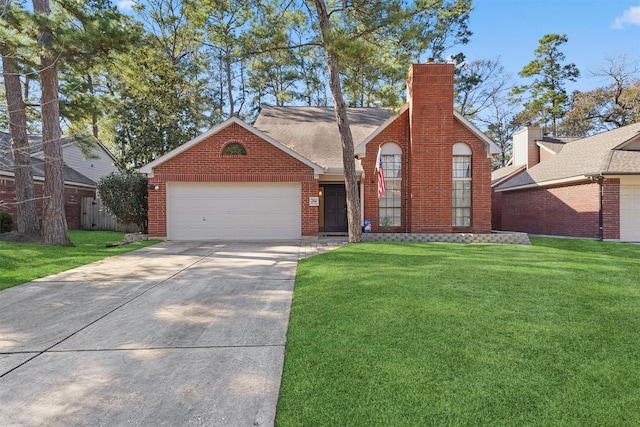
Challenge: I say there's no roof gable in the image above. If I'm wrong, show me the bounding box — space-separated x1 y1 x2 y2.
352 105 500 158
138 116 324 177
454 111 501 157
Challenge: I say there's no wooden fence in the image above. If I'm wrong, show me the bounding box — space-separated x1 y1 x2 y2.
80 197 139 232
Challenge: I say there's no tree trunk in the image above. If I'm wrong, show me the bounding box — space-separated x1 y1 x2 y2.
33 0 72 246
225 48 234 117
87 73 99 139
314 0 362 243
1 0 41 235
1 55 41 235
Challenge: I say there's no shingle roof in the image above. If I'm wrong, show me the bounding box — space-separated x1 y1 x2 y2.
498 122 640 190
537 136 580 155
253 106 390 170
0 131 95 186
537 140 566 154
491 164 525 186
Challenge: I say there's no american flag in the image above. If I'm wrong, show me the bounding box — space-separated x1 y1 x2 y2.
376 147 386 199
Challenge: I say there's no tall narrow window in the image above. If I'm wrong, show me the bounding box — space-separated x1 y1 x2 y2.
452 143 472 227
379 143 402 227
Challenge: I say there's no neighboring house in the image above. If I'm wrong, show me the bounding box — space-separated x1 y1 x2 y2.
31 135 118 184
0 131 117 230
492 123 640 242
139 62 500 241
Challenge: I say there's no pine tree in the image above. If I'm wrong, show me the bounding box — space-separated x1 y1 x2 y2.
512 34 580 136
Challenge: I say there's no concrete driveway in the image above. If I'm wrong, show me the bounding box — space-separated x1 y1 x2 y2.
0 241 302 427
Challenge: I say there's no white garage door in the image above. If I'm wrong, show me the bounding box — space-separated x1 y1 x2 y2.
620 185 640 242
167 182 301 240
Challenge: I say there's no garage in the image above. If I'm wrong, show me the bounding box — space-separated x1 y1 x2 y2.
167 182 301 240
620 183 640 242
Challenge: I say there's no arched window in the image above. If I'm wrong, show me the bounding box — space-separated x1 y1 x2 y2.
222 143 247 156
379 143 402 227
452 143 472 227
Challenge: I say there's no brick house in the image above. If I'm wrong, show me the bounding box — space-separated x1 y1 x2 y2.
139 62 500 240
492 123 640 242
0 131 116 230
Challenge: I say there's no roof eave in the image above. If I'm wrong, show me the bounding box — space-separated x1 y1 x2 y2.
495 175 591 192
0 170 96 188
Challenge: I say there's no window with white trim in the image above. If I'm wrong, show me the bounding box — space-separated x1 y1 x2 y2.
379 143 402 227
452 143 472 227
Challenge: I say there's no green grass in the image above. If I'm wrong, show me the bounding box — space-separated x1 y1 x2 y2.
0 230 159 290
277 238 640 426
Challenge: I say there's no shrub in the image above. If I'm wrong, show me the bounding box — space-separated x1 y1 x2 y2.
0 211 13 233
97 172 148 233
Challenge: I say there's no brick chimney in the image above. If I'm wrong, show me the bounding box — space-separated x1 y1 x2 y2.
406 61 455 232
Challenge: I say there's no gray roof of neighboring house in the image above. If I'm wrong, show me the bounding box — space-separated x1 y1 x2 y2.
253 106 390 170
537 136 580 155
497 122 640 191
491 164 525 186
537 141 565 154
0 131 96 187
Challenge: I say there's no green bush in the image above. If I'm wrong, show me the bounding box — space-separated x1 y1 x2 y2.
0 211 13 233
97 173 148 233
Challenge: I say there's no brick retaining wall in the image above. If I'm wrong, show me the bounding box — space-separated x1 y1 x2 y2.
362 232 530 245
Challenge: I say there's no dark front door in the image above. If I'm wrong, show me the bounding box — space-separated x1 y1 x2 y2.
323 184 348 232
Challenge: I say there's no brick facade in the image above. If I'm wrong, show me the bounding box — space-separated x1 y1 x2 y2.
499 180 620 239
0 177 95 230
360 63 492 234
144 63 495 240
147 123 318 239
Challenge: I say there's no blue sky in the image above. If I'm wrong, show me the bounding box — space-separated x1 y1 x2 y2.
455 0 640 93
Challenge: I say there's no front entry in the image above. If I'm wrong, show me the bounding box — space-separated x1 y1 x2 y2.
320 184 348 233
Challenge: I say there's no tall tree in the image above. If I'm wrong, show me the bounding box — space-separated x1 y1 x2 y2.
560 55 640 136
55 0 140 141
248 45 300 107
1 0 40 235
512 34 580 136
455 57 510 119
291 29 327 107
114 0 218 169
312 0 362 242
195 0 253 118
479 93 519 169
33 0 71 245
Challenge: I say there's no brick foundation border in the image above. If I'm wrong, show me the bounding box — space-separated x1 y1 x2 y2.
362 232 531 245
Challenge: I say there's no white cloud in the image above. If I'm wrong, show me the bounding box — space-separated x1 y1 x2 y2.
612 5 640 29
117 1 136 12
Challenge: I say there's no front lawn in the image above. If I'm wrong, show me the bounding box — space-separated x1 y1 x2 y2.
0 231 158 290
277 238 640 426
